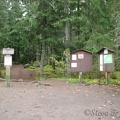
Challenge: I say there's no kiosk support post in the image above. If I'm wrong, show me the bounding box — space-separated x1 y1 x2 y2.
6 66 10 87
105 72 109 84
79 72 82 83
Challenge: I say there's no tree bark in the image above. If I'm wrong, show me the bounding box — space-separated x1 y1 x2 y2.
77 0 80 40
64 1 71 78
47 45 51 65
115 12 120 58
40 41 45 79
36 44 40 61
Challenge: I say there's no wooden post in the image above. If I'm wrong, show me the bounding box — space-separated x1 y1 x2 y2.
6 66 10 87
105 72 109 84
79 72 82 83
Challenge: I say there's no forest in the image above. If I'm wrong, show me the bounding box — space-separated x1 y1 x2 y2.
0 0 120 81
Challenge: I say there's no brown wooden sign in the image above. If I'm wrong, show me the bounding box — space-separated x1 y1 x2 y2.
70 50 93 72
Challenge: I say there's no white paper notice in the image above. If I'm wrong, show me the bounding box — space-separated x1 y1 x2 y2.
4 55 12 66
100 54 103 65
72 54 77 60
71 63 77 67
78 54 84 59
104 49 108 54
100 65 103 71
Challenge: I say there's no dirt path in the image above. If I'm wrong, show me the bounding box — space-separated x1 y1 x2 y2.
10 65 36 81
0 65 120 120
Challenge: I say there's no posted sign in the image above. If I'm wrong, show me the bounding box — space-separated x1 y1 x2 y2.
3 48 14 55
70 50 93 72
97 47 114 72
78 54 84 59
104 54 112 63
4 55 12 67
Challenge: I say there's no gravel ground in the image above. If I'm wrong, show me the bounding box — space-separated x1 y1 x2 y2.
0 80 120 120
1 65 120 120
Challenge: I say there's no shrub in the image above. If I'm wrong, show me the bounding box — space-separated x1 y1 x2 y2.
29 66 36 69
71 72 79 78
44 65 57 78
115 58 120 71
0 67 5 78
24 63 30 68
33 60 40 67
44 65 54 72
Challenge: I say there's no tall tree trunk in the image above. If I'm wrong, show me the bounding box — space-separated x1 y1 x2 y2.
0 49 2 67
64 48 70 78
77 0 80 40
40 16 47 79
114 0 120 71
65 21 71 41
47 45 51 65
36 43 40 61
115 12 120 58
15 47 20 63
40 41 45 79
64 1 71 78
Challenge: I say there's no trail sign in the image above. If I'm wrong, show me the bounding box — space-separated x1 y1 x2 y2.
70 49 93 83
97 47 114 72
97 47 114 84
2 48 14 87
3 48 14 55
70 50 93 72
104 54 112 64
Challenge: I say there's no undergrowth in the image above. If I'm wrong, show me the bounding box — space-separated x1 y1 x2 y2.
22 64 120 85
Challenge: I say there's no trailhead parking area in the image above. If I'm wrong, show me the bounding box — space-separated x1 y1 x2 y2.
0 80 120 120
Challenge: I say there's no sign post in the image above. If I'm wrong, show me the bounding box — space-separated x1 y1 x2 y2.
6 66 10 87
104 54 112 84
79 72 82 83
2 48 14 87
105 72 110 84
